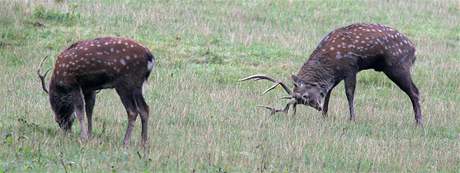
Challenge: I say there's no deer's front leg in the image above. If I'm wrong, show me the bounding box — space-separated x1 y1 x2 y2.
344 74 357 121
322 89 333 117
83 91 96 138
72 89 89 140
322 82 339 117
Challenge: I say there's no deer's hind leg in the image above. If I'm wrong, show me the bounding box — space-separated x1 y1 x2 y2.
133 87 149 147
116 87 138 146
383 66 422 126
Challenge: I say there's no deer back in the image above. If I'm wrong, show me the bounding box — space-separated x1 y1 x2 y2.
298 23 416 80
51 37 154 90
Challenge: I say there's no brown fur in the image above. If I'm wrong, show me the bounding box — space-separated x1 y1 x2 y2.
44 37 155 146
294 23 422 125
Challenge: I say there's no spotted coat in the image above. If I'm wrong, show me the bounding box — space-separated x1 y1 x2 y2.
293 23 422 125
52 37 154 89
46 37 155 146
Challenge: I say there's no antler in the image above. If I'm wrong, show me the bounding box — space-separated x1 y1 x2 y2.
239 74 292 95
258 100 297 115
37 56 51 94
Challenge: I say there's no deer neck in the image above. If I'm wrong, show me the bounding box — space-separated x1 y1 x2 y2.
296 59 341 92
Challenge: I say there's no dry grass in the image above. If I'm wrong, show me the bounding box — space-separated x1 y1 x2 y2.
0 0 459 172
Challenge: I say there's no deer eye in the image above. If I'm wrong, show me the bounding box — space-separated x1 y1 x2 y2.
302 95 308 100
320 92 325 97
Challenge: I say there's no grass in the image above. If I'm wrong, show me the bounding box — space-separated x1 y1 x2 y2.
0 0 459 172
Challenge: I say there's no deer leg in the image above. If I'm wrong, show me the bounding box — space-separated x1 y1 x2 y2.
384 68 423 127
322 90 333 118
344 75 357 121
116 88 138 146
72 89 89 140
83 91 96 138
292 103 297 116
133 87 149 147
322 82 339 117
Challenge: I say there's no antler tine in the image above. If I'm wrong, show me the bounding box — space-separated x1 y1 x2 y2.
240 74 292 95
280 96 293 99
257 105 287 115
37 56 50 94
257 100 298 116
239 74 277 82
262 83 280 94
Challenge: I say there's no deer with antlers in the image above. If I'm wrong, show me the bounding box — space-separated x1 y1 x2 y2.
38 37 155 146
241 23 423 126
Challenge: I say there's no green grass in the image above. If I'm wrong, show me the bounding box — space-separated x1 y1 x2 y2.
0 0 459 172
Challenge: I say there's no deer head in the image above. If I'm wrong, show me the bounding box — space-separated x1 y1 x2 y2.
291 74 327 111
37 56 75 131
240 74 329 115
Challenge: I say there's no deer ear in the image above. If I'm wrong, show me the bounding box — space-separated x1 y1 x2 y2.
291 74 300 83
291 74 303 86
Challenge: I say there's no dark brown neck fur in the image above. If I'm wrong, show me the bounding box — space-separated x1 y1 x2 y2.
297 55 343 91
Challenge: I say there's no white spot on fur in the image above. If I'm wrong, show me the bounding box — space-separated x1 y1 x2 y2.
120 59 126 65
335 51 342 59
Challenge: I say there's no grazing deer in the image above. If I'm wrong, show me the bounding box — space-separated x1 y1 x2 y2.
37 37 155 146
241 23 422 126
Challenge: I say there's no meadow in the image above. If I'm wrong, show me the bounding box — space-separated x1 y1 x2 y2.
0 0 459 172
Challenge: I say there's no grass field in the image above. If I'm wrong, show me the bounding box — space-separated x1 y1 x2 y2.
0 0 459 172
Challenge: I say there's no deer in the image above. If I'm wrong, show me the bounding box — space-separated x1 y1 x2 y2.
37 37 155 146
241 23 423 126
